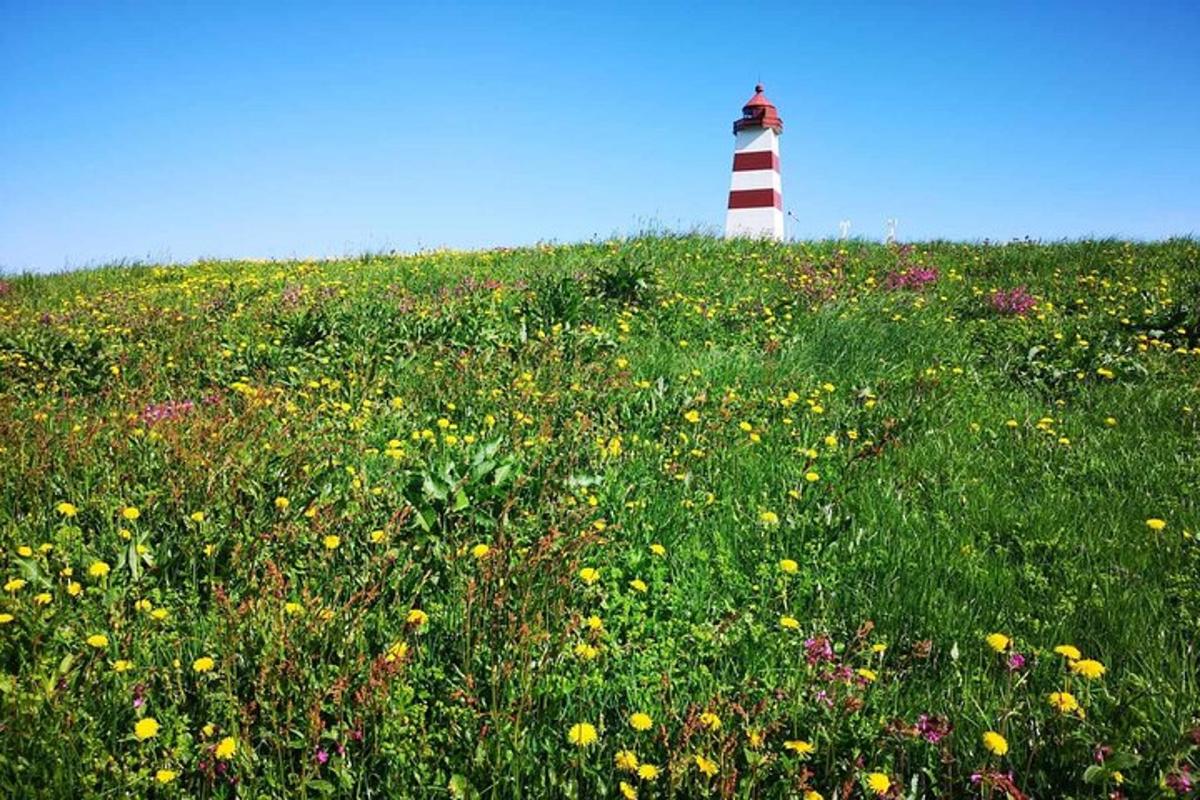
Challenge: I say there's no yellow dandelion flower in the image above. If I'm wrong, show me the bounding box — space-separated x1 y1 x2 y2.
857 668 878 683
471 543 490 559
406 609 428 626
134 717 160 741
274 496 290 511
88 561 110 578
985 633 1010 652
866 772 891 795
1070 659 1106 679
780 615 800 630
56 502 78 517
694 754 718 777
1048 691 1079 713
637 763 660 780
67 581 82 596
121 506 140 521
114 659 132 673
615 749 639 771
650 543 666 556
804 792 825 800
86 633 108 648
567 722 598 747
1146 518 1166 531
33 592 51 606
629 578 648 593
982 730 1008 756
804 471 820 483
322 535 340 551
579 567 599 585
155 769 178 784
779 558 799 574
619 781 637 800
784 739 815 756
683 410 701 424
1053 644 1082 660
759 510 779 525
0 613 13 624
193 656 215 673
215 736 236 759
699 712 721 731
629 712 652 731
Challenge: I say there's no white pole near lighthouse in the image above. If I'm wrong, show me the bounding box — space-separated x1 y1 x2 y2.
724 84 784 241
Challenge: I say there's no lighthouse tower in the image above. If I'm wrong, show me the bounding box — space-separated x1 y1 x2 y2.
724 84 784 240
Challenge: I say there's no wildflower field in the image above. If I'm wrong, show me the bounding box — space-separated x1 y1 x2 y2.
1 236 1198 798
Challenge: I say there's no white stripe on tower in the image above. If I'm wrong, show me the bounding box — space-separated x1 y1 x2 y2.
724 84 784 241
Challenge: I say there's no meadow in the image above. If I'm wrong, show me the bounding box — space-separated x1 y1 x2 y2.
0 236 1197 798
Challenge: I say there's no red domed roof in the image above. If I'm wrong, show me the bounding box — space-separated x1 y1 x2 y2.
733 84 783 134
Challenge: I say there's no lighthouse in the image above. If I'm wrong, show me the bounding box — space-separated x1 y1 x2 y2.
724 84 784 240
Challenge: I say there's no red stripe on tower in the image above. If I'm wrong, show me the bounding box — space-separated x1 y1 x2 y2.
728 189 783 209
732 151 780 172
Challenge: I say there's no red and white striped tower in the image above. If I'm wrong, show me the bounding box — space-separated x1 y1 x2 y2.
724 84 784 240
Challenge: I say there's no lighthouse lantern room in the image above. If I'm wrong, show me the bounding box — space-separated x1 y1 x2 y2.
724 84 784 240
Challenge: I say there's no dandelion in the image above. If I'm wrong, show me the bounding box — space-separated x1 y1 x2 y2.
369 529 386 543
683 410 701 424
284 601 304 616
985 633 1010 652
650 543 666 556
114 659 132 673
135 717 160 741
779 558 798 574
759 510 779 526
155 769 179 784
578 567 599 585
872 642 887 654
88 561 111 579
780 615 800 630
615 750 638 771
406 609 429 626
805 792 825 800
193 656 215 673
1054 644 1082 660
805 471 820 483
1048 691 1080 713
637 763 660 780
86 633 108 648
866 772 891 795
322 535 340 551
629 578 648 593
573 642 600 660
0 613 13 624
694 754 718 777
567 722 597 747
857 668 878 683
699 712 721 731
215 736 237 759
629 712 652 731
33 592 51 606
56 502 78 517
784 739 815 756
982 730 1008 756
274 496 290 511
1146 518 1166 532
1070 659 1106 679
189 511 205 522
122 506 140 521
619 782 637 799
67 581 82 596
470 543 490 559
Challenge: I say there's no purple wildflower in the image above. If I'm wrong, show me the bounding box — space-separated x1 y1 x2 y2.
140 399 195 427
1007 652 1026 671
989 286 1037 317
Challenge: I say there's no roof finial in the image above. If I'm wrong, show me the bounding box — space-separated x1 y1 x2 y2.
755 83 764 93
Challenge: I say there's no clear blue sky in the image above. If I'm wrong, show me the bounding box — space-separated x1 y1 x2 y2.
2 1 1198 272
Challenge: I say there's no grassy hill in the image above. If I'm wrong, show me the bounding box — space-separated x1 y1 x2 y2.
1 236 1198 798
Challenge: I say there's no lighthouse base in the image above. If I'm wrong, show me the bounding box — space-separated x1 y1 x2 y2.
724 207 784 240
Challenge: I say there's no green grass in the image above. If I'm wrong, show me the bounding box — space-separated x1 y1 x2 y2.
0 236 1197 798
